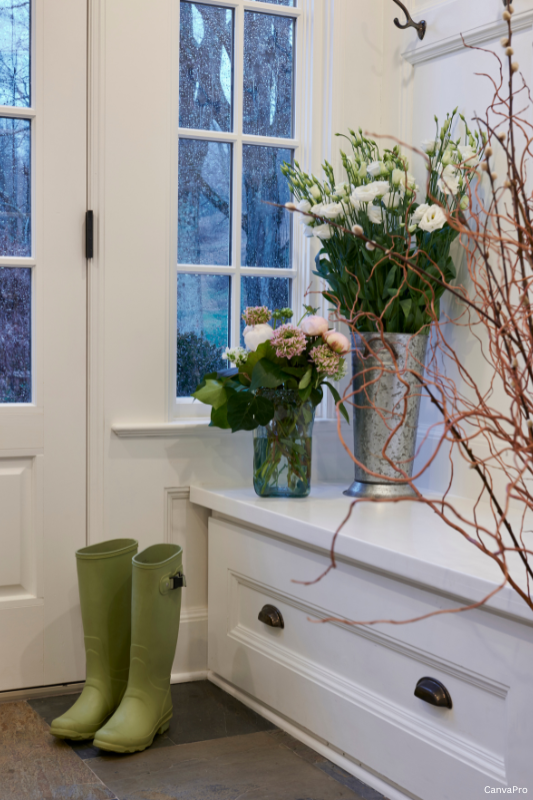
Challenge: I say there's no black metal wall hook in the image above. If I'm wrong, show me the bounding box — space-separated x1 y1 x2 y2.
392 0 427 40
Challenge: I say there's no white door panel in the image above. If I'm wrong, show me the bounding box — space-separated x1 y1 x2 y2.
0 0 87 691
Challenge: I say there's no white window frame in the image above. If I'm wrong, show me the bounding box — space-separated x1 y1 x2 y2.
170 0 319 419
0 0 41 416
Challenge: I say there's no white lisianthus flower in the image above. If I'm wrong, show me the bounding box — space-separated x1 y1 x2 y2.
392 169 417 192
441 146 457 166
302 226 315 238
296 198 313 225
310 203 324 217
367 204 384 225
243 324 274 352
314 223 334 240
458 145 480 167
320 202 344 220
334 182 349 196
382 192 401 209
367 161 386 177
418 205 447 233
309 184 322 200
410 203 429 227
421 139 439 155
351 181 389 204
438 164 460 195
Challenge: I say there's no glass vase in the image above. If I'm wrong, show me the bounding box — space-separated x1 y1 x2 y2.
253 392 315 498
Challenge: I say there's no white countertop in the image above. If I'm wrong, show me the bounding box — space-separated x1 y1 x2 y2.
190 483 533 625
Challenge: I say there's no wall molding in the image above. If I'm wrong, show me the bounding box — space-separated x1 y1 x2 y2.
402 10 533 66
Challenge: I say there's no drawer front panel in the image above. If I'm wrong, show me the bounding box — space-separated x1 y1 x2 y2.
208 516 533 799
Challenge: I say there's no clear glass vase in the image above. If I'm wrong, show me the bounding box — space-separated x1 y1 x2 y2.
253 391 315 498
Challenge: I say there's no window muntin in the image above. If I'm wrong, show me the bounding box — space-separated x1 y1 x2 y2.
0 0 32 405
176 0 299 400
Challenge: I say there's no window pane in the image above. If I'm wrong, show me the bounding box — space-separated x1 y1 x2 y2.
178 137 231 266
0 267 31 403
0 117 30 257
240 275 290 342
0 0 30 108
250 0 295 5
180 2 233 133
243 12 294 138
242 144 291 269
177 272 230 397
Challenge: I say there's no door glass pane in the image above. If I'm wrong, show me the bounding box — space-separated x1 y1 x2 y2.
180 2 234 133
177 272 230 397
243 11 294 138
0 267 31 403
241 275 290 342
0 117 31 257
0 0 31 108
178 137 232 266
242 144 292 268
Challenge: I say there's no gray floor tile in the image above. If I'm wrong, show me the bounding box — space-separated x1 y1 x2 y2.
88 730 368 800
166 681 276 745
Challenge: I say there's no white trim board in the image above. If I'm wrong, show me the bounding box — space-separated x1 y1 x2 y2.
402 10 533 66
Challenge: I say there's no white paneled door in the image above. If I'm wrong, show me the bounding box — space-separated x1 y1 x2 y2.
0 0 87 691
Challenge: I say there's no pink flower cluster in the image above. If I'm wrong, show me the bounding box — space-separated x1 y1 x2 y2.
270 324 307 359
309 344 344 377
242 306 271 326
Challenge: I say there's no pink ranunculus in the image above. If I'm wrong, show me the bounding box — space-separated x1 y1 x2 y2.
300 315 329 337
323 330 351 355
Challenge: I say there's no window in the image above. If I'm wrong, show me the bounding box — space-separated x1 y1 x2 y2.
0 0 32 404
176 0 301 399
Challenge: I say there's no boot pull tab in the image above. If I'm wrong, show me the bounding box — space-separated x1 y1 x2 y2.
160 572 186 594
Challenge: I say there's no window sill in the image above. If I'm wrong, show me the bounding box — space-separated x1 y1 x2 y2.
111 418 348 439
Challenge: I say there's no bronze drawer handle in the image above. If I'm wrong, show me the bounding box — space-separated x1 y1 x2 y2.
258 604 284 629
414 677 452 709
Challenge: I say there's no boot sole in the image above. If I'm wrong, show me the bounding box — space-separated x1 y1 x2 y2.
50 727 99 741
93 711 173 753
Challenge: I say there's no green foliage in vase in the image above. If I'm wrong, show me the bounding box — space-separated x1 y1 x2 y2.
282 110 486 333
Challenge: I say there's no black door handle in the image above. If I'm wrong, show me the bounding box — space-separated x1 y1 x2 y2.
258 604 284 629
414 677 452 709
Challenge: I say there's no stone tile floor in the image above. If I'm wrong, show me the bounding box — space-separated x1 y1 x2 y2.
0 681 389 800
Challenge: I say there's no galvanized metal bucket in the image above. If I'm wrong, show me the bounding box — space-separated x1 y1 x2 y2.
344 331 429 499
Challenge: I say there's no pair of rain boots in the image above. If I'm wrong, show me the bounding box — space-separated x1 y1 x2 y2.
50 539 185 753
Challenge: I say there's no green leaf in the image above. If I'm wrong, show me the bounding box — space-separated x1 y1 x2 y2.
192 379 227 409
210 403 230 429
299 367 313 390
324 381 350 424
226 393 275 432
400 298 412 319
250 359 286 391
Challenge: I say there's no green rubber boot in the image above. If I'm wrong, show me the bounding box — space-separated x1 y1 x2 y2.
50 539 138 740
93 544 184 753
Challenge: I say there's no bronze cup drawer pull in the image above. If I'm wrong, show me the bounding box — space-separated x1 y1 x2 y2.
258 604 284 629
414 677 452 709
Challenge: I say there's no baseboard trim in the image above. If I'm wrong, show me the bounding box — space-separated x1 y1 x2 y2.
207 671 417 800
171 670 208 684
0 681 85 704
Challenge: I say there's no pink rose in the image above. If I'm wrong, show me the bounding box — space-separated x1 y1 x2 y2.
300 315 329 337
323 330 351 355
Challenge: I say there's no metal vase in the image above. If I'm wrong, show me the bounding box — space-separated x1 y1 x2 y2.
344 332 429 499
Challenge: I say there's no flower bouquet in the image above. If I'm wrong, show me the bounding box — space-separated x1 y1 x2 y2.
282 111 485 497
281 109 485 332
193 306 350 497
